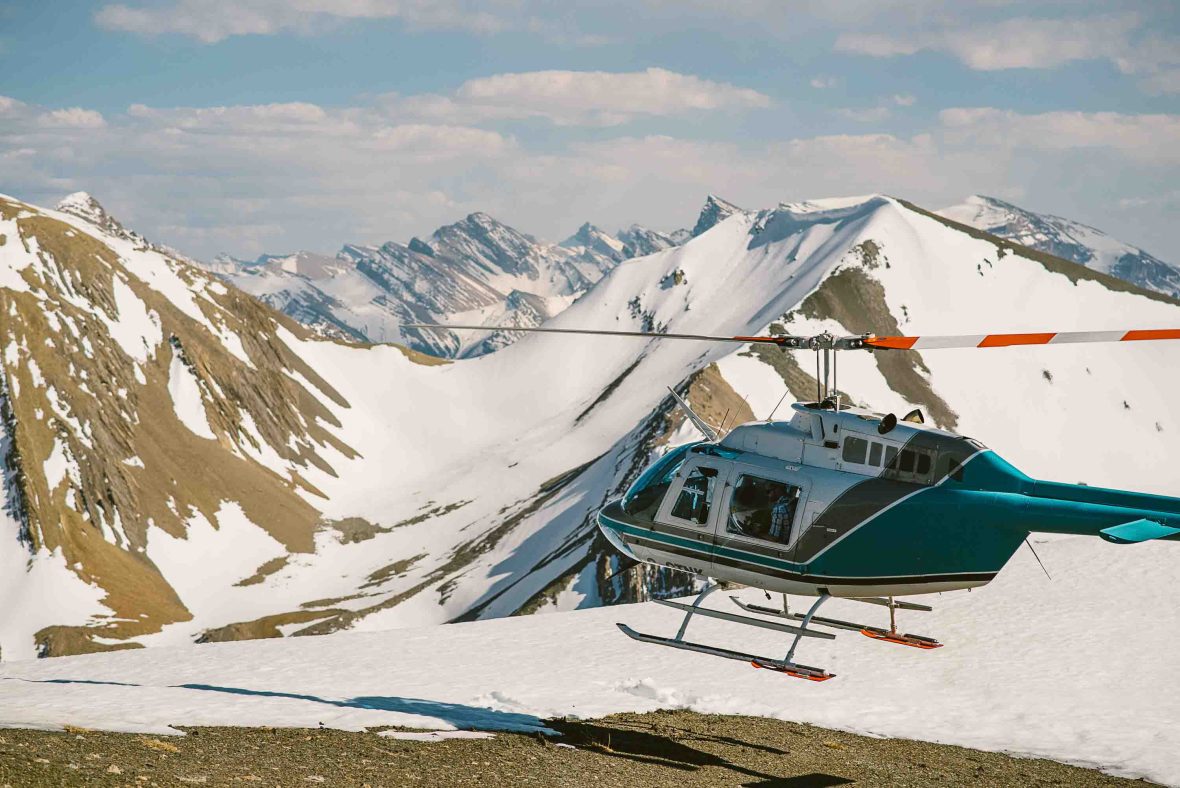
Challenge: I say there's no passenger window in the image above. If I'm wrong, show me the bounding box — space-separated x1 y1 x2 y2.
884 445 898 467
868 442 883 467
670 467 716 525
899 449 916 473
916 453 932 475
727 475 802 544
942 456 964 481
842 436 868 464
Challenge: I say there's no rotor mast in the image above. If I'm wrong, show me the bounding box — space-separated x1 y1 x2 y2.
803 332 872 412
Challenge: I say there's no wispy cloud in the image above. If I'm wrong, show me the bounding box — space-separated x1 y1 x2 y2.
939 107 1180 162
94 0 527 43
836 106 891 123
836 14 1142 70
835 12 1180 94
386 68 773 127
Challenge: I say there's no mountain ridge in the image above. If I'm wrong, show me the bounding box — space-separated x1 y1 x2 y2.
4 189 1179 662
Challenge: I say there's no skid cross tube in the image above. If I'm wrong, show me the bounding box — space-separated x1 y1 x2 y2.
784 593 830 665
674 582 720 642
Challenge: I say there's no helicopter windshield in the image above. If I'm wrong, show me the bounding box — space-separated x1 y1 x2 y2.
621 442 700 519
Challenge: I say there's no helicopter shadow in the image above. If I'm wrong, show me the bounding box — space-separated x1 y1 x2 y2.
549 718 854 787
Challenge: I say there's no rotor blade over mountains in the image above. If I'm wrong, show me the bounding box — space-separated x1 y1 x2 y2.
402 324 807 345
865 329 1180 350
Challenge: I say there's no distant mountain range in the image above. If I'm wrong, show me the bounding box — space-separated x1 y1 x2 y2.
939 195 1180 299
191 193 1180 355
191 196 733 357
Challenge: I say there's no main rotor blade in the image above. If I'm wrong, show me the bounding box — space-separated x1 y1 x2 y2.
865 329 1180 350
402 323 803 345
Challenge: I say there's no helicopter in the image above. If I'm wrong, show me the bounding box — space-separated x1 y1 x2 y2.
407 322 1180 681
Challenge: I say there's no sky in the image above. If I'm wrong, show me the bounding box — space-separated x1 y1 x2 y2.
1 0 1178 261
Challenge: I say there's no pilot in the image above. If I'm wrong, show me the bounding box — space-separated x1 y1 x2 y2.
769 489 795 541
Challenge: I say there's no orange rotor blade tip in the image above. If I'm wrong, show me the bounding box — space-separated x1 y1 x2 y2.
865 336 918 350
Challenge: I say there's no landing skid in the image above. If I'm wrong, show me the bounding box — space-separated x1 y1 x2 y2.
732 596 943 650
616 582 836 681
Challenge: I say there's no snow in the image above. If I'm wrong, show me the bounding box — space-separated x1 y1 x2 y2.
0 215 33 294
0 402 109 660
104 275 163 364
139 503 288 648
42 439 70 491
0 535 1176 783
167 350 216 440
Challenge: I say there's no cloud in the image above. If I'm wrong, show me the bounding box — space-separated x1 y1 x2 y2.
939 107 1180 162
836 107 890 123
4 90 1180 263
809 76 839 89
832 10 1180 96
389 68 773 127
95 0 523 43
836 14 1144 70
892 93 916 107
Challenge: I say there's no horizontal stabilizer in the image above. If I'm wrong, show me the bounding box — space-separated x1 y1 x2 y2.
1099 519 1180 545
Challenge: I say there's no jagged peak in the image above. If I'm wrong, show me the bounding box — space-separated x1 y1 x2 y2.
560 222 625 257
691 194 746 237
53 190 155 248
57 191 119 228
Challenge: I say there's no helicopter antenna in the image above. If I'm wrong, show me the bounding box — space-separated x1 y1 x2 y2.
717 408 732 436
1023 536 1052 580
666 386 719 441
766 389 790 421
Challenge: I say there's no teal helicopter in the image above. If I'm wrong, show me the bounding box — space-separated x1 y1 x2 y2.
409 322 1180 681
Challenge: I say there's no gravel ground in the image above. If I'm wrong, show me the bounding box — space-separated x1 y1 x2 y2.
0 710 1149 787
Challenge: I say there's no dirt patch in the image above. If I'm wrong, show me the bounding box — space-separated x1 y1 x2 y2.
799 267 958 429
0 710 1141 787
197 609 343 643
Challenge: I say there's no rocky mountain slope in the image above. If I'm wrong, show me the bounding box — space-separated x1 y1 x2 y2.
940 194 1180 298
2 190 1179 663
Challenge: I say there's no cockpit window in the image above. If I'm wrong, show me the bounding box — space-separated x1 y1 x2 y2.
622 443 697 518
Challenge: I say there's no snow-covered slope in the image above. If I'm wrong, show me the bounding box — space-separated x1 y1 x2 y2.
940 194 1180 298
1 542 1177 785
3 190 1179 676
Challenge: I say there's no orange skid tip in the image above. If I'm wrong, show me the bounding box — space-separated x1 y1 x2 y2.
751 660 836 681
860 628 943 649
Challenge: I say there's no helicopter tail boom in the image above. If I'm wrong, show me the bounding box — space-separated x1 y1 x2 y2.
1012 482 1180 543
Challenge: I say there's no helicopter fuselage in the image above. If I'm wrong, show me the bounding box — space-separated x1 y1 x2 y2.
597 402 1180 598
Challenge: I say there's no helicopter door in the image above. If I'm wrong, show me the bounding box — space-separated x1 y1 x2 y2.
711 465 811 584
651 458 727 575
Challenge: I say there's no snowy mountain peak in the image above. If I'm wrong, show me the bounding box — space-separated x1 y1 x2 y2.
615 224 679 258
55 191 144 245
561 222 627 263
939 195 1180 298
692 194 745 237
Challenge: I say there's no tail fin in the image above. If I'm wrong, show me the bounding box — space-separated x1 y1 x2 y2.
1099 519 1180 544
